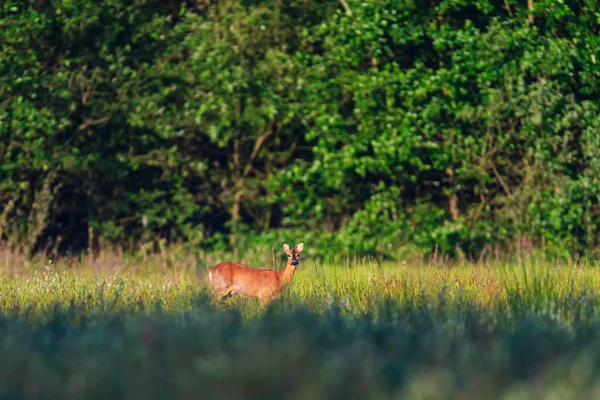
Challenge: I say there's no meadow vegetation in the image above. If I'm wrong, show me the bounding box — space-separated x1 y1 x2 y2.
3 1 600 398
0 246 599 399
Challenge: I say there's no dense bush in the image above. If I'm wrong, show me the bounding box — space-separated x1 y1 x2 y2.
1 0 600 257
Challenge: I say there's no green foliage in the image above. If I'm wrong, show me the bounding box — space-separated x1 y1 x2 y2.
277 0 600 257
2 0 600 258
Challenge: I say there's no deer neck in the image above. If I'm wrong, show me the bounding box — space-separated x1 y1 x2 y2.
278 262 297 287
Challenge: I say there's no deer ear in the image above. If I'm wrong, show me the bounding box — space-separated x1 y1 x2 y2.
296 242 304 253
282 242 291 253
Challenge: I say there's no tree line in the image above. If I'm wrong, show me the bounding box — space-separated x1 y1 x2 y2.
1 0 600 258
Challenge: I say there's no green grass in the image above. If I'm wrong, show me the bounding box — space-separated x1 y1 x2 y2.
0 247 599 399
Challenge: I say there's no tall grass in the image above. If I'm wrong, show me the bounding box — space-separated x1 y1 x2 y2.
0 246 599 398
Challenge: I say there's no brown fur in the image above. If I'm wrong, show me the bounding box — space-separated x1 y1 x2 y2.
208 242 304 305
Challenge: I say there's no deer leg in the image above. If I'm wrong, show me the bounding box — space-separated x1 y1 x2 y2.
212 288 233 304
260 295 275 306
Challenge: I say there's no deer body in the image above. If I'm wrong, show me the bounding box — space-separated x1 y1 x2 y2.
208 242 304 304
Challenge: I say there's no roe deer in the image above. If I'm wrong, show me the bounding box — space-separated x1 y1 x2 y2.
208 242 304 305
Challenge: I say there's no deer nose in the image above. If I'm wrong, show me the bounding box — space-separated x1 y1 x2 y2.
291 260 298 266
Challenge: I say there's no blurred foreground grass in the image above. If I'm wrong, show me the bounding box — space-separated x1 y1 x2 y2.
0 247 599 399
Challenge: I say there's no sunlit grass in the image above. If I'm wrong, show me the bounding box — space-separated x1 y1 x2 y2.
0 247 598 319
0 246 599 398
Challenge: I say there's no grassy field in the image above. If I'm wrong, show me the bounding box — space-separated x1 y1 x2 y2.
0 247 599 399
